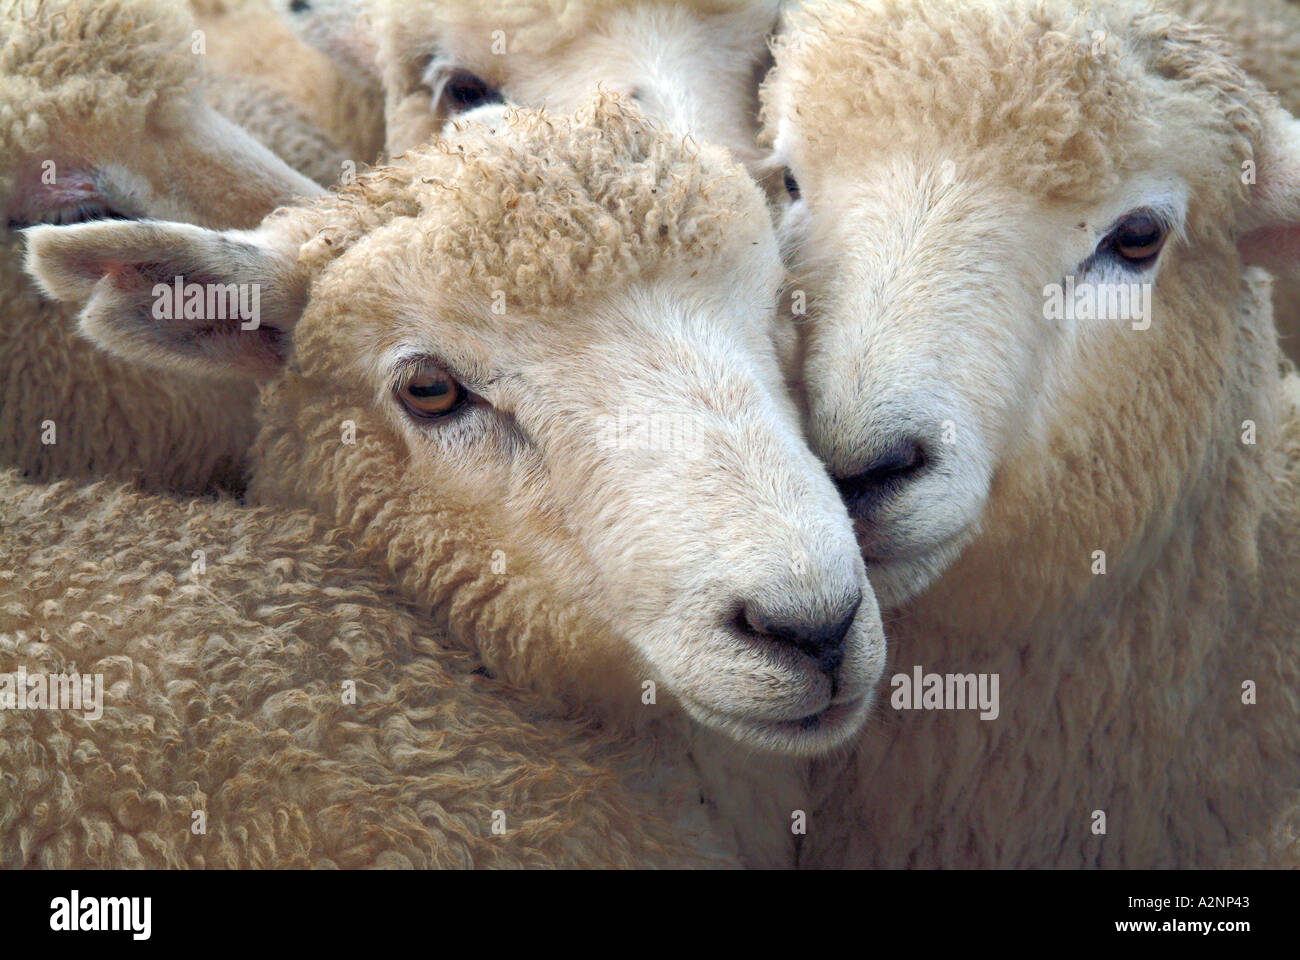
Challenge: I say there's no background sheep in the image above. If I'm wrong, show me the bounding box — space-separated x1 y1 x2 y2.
0 469 723 868
275 0 781 174
1 0 322 493
764 0 1300 867
25 97 885 868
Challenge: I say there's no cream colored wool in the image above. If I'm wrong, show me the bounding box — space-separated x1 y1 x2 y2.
764 0 1300 867
0 469 724 869
190 0 386 165
0 0 321 493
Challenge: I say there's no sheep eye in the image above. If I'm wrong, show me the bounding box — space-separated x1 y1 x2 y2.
783 169 801 200
396 367 466 420
443 71 502 113
1109 210 1168 265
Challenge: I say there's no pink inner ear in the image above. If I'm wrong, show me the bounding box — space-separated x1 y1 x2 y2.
1240 224 1300 274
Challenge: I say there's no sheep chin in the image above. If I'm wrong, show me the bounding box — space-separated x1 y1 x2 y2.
675 689 877 759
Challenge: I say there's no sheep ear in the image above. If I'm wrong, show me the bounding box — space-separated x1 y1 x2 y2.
1240 106 1300 272
23 220 309 381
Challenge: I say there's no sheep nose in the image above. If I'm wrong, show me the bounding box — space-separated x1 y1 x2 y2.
739 591 862 673
833 436 929 512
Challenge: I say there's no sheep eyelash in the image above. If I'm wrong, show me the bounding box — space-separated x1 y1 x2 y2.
389 355 442 394
1100 206 1177 243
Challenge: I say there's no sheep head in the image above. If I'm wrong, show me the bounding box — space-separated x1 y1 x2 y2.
0 0 322 233
25 96 887 757
764 0 1300 617
285 0 779 169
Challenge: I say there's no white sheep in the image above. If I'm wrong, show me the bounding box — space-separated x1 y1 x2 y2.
25 96 887 867
0 468 726 868
763 0 1300 867
273 0 782 172
1 0 323 493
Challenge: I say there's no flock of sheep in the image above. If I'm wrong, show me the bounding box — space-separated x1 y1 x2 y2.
1 0 1299 869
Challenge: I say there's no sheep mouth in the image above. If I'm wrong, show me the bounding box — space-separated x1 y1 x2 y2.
679 690 874 757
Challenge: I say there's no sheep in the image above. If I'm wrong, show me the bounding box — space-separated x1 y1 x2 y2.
191 0 386 167
1 0 324 493
0 468 726 868
25 95 888 867
763 0 1300 867
275 0 782 173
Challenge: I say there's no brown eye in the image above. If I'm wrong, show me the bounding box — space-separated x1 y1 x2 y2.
396 367 465 420
1112 211 1167 264
783 169 801 200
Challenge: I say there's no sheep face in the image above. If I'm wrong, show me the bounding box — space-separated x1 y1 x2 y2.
364 0 779 170
24 99 888 757
764 0 1300 611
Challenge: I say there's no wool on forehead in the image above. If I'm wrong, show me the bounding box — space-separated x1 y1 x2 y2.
765 0 1265 204
294 94 760 312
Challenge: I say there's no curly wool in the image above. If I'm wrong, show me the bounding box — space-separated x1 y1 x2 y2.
1163 0 1300 116
0 0 198 199
0 469 723 868
1 0 361 189
288 95 754 311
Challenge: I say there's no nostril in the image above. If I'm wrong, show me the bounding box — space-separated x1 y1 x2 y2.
834 437 928 505
738 592 861 673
